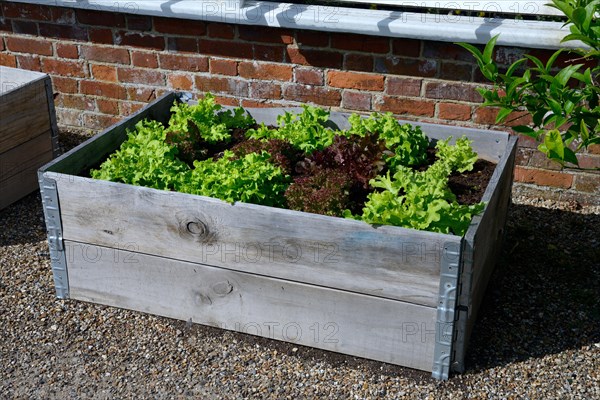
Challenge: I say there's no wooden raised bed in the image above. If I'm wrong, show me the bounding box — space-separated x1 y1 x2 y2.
1 66 58 210
39 92 517 379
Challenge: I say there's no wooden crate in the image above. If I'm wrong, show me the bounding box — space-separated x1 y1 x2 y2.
39 92 517 379
0 66 58 210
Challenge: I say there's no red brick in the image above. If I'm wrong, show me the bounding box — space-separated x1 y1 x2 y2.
514 166 573 189
56 43 78 59
167 74 194 91
42 59 86 77
159 54 208 72
166 37 198 53
425 82 482 103
96 98 120 115
475 107 532 126
327 71 384 91
118 68 165 85
0 53 17 67
199 39 253 59
2 2 50 21
344 53 373 72
81 80 127 99
89 28 113 44
286 47 342 69
91 64 118 82
12 20 38 36
375 96 435 117
56 94 95 111
127 15 152 31
210 59 238 76
588 144 600 155
120 102 145 116
295 67 323 86
117 31 165 50
16 55 41 71
207 23 234 39
39 23 88 41
238 62 292 81
515 147 534 166
331 33 389 53
283 85 341 107
422 41 475 62
131 51 158 68
296 31 329 47
249 81 282 99
195 76 249 97
214 96 239 107
438 103 471 121
342 91 371 111
127 87 158 102
254 44 285 62
6 37 52 56
238 26 294 44
76 9 125 27
242 99 288 108
528 150 563 171
0 17 12 33
386 77 421 97
391 39 421 58
574 173 600 193
81 46 129 64
374 56 437 78
51 76 78 94
440 62 473 81
83 112 121 130
50 8 76 25
55 108 81 127
154 17 206 36
494 47 528 66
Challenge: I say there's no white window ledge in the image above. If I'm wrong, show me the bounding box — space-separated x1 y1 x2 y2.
9 0 578 50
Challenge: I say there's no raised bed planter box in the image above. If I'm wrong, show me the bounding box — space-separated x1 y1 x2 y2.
1 66 58 210
39 92 517 379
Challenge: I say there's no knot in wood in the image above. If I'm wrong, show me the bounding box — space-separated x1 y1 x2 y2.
186 220 208 236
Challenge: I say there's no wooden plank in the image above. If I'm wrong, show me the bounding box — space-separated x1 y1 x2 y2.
0 130 53 182
0 65 48 89
452 135 518 371
65 240 438 372
45 92 178 175
46 172 455 307
0 77 50 153
0 148 53 209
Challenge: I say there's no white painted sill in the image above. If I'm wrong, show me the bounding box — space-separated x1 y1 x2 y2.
9 0 578 50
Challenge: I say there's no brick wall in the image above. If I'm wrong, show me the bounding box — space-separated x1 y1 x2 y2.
0 2 598 203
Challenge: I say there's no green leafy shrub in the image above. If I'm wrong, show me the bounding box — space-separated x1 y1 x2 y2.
91 98 487 236
91 120 189 191
246 105 336 153
180 150 289 207
285 169 353 216
457 0 599 167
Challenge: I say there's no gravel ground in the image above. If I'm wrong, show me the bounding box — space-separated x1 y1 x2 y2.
0 131 599 399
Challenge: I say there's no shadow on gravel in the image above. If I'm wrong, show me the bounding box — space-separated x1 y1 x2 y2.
0 192 47 247
465 203 600 372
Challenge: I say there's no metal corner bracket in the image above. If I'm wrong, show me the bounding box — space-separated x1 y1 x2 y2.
38 173 69 299
431 241 461 380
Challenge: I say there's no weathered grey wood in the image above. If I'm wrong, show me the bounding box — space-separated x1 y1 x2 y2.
452 135 518 372
0 66 56 209
44 92 179 175
0 132 53 209
0 75 50 153
47 171 457 307
65 240 438 372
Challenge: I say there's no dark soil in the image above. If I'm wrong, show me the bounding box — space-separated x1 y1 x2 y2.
448 159 497 205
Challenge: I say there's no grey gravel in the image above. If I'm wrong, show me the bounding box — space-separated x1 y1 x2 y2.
0 132 599 399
